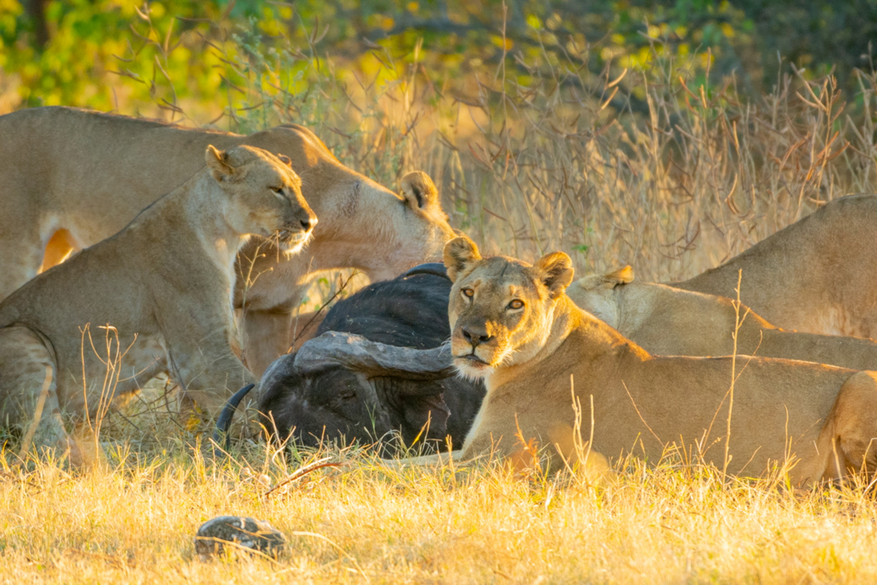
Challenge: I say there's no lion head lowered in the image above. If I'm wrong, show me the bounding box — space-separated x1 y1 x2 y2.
442 235 575 380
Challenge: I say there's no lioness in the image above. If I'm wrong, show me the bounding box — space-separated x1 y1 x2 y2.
0 145 316 463
0 107 456 375
430 235 877 485
674 194 877 337
568 266 877 370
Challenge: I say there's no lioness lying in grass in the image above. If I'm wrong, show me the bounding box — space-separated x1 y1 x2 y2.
567 266 877 370
400 235 877 486
0 145 316 464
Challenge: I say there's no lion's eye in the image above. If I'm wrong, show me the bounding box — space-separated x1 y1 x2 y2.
508 299 524 310
271 186 284 194
462 288 474 298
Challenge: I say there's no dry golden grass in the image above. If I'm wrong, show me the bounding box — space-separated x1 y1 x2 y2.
3 443 877 584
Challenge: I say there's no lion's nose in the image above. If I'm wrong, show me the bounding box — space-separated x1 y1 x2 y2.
462 327 493 347
300 216 317 231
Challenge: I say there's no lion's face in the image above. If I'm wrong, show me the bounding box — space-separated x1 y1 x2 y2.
317 169 458 282
264 126 457 280
443 235 574 380
206 145 318 254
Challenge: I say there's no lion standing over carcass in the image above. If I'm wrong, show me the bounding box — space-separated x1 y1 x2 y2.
0 145 316 465
0 107 457 375
674 194 877 338
385 235 877 486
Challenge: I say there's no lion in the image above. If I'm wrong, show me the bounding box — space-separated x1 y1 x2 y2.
0 145 316 464
0 106 456 376
673 194 877 338
567 266 877 370
397 235 877 486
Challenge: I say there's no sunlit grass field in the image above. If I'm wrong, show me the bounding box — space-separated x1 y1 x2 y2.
4 439 877 583
4 27 877 582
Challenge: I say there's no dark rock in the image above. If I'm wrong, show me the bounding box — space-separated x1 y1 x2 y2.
195 516 286 558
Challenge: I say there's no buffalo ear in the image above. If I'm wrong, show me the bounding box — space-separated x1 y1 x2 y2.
533 251 574 299
401 391 450 442
443 235 482 282
400 171 440 210
605 265 634 286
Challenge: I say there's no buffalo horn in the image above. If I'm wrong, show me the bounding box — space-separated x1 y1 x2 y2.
295 331 456 380
212 383 256 455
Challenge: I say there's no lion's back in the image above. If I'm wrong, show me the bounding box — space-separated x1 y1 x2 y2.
0 107 248 242
675 194 877 335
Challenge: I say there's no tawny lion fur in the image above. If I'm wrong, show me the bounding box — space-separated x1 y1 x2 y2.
427 235 877 486
0 145 316 464
568 266 877 370
675 194 877 338
0 107 456 376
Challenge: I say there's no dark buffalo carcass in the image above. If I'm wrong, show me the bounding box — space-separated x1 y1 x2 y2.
216 264 485 453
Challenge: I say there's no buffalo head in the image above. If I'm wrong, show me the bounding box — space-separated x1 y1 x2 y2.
214 265 485 455
258 332 470 453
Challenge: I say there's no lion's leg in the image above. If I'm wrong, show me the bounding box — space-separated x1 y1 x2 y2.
805 371 877 485
288 308 328 353
39 228 80 273
173 359 258 440
0 223 44 300
829 373 877 480
0 326 81 465
234 240 309 378
164 331 257 419
241 307 294 378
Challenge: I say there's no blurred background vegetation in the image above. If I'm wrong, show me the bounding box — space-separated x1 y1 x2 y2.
3 0 876 113
1 0 877 288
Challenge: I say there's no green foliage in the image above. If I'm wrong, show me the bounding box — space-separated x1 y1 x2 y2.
0 1 228 111
2 0 875 117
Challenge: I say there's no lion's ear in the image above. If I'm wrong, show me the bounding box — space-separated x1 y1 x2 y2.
400 171 439 210
606 265 634 285
443 235 481 282
205 145 236 183
534 251 574 299
574 265 634 292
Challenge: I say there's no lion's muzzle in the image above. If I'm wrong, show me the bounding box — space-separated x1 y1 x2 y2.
277 211 318 252
461 324 494 348
450 323 503 378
